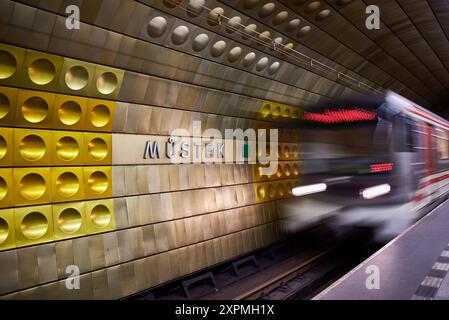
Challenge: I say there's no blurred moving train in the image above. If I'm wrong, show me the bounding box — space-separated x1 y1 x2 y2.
282 91 449 240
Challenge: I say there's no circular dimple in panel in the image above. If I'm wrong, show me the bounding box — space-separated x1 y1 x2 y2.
243 23 257 37
272 105 281 117
284 145 290 158
208 7 224 26
305 1 321 13
187 0 205 17
274 37 283 45
226 16 242 32
56 172 80 197
284 42 295 51
261 103 271 118
282 107 290 117
286 19 301 32
297 25 311 37
58 208 82 234
293 163 300 175
276 165 282 178
227 47 242 63
257 185 266 199
259 2 276 18
211 40 227 58
19 135 46 161
65 66 89 91
90 204 111 228
21 212 48 240
243 0 260 9
316 9 331 20
268 184 276 198
28 58 56 85
258 31 271 43
56 136 79 161
21 97 49 123
273 11 289 25
292 109 300 119
256 57 269 72
284 164 291 177
0 93 10 120
19 173 46 200
278 183 285 197
171 25 190 45
242 52 256 67
88 171 109 194
96 72 118 95
0 218 8 245
147 16 168 37
90 104 111 128
0 135 6 160
269 61 280 75
88 137 108 161
0 50 16 80
58 100 82 126
0 176 7 201
192 33 210 52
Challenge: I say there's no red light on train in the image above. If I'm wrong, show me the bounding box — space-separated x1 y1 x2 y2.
303 108 377 123
370 163 394 173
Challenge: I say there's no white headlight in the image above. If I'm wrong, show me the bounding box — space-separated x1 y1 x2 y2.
361 184 391 199
292 183 327 197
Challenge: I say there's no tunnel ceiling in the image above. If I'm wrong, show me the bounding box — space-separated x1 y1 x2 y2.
234 0 449 115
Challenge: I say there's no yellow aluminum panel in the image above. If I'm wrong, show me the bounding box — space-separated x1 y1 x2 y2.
13 128 51 166
0 168 13 208
14 204 54 248
51 167 84 202
52 94 87 131
90 65 124 100
85 98 116 132
52 201 87 241
13 167 51 206
84 199 115 235
0 86 18 127
20 49 63 92
83 132 112 165
0 127 13 167
83 166 112 199
51 130 83 166
15 89 56 129
0 43 26 87
0 209 15 251
58 58 96 96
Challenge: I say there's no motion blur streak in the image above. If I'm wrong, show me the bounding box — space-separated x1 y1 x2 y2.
361 184 391 199
292 183 327 197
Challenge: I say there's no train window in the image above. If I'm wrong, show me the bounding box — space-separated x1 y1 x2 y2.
436 129 449 160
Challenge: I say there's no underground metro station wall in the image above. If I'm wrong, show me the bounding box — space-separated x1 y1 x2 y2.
0 1 306 299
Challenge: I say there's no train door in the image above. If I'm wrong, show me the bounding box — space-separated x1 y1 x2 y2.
423 123 437 202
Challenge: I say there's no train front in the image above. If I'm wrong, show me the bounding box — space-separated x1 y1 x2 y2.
281 94 415 240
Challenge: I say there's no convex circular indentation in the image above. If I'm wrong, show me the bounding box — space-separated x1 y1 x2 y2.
305 1 322 13
0 176 7 201
21 212 48 240
211 40 227 57
0 135 7 160
65 66 89 91
316 9 331 20
243 0 261 9
58 100 82 126
56 136 79 161
256 57 269 71
208 7 224 26
226 16 242 32
28 58 56 85
88 137 108 161
88 171 109 194
259 2 276 18
0 50 16 80
19 173 46 200
257 185 266 199
58 208 82 234
228 47 242 63
96 72 118 95
0 218 8 245
90 104 111 128
19 134 46 161
192 33 210 51
273 11 289 25
171 25 190 45
286 19 301 32
187 0 205 17
21 97 49 123
269 62 281 75
90 204 111 228
0 93 10 120
268 184 276 198
147 16 168 38
297 25 311 37
56 172 80 197
243 52 257 67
